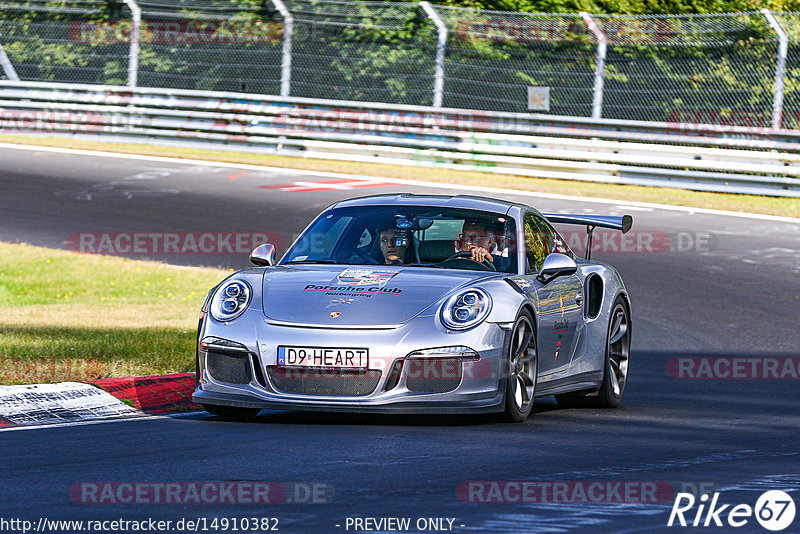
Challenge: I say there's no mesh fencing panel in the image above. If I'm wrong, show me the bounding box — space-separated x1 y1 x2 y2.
435 6 596 115
286 0 437 104
0 0 132 84
0 39 9 79
0 2 797 129
136 0 283 94
595 12 778 128
776 12 800 130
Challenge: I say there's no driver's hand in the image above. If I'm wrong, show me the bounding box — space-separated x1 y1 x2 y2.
468 245 493 263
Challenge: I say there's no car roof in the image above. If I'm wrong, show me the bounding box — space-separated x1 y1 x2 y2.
332 193 529 214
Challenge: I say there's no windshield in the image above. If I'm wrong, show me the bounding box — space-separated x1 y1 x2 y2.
281 206 518 273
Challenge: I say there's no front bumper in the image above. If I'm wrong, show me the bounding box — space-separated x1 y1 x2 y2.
192 308 509 414
192 389 505 414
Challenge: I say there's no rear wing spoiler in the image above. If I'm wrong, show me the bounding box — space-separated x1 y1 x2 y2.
542 213 633 260
543 214 633 233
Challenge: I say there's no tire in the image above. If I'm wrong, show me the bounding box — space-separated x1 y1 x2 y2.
500 310 538 423
202 403 261 419
556 296 630 409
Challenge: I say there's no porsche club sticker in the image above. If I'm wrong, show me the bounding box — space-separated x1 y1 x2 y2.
303 269 404 296
337 269 399 286
330 311 341 318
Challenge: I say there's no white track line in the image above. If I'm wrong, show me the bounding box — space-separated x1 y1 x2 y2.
0 411 213 433
0 414 163 433
2 141 799 224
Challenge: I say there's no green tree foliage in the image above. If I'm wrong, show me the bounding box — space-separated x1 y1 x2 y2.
1 0 796 127
435 0 799 15
0 1 131 84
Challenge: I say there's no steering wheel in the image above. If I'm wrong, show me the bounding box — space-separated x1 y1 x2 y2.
354 248 380 265
441 251 496 271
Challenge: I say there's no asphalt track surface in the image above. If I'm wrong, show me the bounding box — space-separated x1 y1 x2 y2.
1 145 799 533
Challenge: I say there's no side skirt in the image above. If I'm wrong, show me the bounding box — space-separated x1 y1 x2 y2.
535 370 603 398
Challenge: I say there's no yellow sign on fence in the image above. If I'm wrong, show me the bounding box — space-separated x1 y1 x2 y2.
527 86 550 111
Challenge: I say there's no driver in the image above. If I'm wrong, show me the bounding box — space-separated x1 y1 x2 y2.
377 224 407 265
454 219 506 265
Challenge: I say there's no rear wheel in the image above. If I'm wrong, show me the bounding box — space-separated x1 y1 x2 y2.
500 311 538 423
202 404 260 419
556 296 630 409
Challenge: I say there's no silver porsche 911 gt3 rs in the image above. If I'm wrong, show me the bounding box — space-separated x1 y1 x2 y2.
192 194 632 422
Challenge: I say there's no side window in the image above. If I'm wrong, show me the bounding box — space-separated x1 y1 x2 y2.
357 228 372 248
524 213 556 273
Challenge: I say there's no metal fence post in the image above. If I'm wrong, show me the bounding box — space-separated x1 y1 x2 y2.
272 0 293 97
420 1 447 108
762 9 788 130
0 38 20 81
122 0 140 88
581 12 606 120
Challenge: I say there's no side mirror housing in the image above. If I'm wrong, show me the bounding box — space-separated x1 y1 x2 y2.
250 243 275 266
536 253 577 284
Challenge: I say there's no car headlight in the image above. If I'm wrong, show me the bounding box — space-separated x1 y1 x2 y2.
210 280 251 322
441 288 492 330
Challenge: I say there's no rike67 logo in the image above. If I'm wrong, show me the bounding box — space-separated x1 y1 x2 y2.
668 490 796 531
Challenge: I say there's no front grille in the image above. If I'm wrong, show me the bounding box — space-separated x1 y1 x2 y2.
267 367 381 396
206 350 251 385
405 358 462 393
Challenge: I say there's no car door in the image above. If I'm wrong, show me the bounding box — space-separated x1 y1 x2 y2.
523 212 583 375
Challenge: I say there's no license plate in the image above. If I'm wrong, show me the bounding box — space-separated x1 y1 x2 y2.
277 346 368 369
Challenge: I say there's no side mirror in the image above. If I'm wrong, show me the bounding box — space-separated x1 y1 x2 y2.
250 243 275 266
537 253 577 284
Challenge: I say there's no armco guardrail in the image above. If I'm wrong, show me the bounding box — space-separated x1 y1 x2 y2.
1 81 800 197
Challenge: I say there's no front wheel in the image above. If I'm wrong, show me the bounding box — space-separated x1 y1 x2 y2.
202 404 260 419
500 310 538 423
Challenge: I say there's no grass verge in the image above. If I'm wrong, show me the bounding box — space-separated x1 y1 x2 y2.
0 241 226 385
0 134 798 218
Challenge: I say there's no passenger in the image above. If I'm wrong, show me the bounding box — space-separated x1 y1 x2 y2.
377 225 407 265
